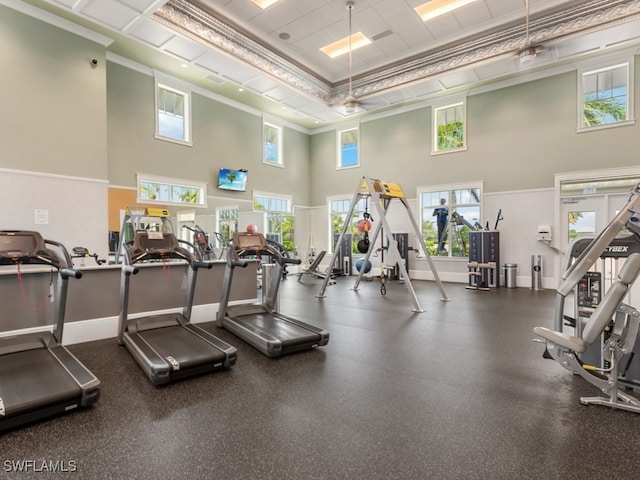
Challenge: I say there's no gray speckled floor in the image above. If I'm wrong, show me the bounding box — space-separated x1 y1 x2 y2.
1 278 640 480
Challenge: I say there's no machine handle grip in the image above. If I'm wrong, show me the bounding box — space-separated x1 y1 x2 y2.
194 261 213 270
124 265 139 276
233 260 249 268
60 268 82 280
282 257 302 266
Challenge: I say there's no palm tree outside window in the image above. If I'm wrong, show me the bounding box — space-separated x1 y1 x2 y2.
580 62 632 129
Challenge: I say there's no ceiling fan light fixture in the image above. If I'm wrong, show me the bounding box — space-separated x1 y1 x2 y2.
519 46 537 66
415 0 480 22
344 96 358 114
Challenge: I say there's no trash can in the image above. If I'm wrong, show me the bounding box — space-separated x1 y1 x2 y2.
503 263 517 288
531 255 543 290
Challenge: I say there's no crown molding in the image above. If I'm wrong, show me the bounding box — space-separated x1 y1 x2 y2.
153 0 640 107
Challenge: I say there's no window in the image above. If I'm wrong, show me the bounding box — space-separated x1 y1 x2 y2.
338 127 359 169
155 81 191 145
263 122 283 166
568 211 596 243
137 174 206 207
253 192 294 251
433 100 466 153
579 61 633 130
216 207 238 247
560 175 640 197
329 196 368 253
419 183 481 257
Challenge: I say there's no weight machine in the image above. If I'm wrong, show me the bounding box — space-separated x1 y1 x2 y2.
182 224 214 260
449 211 481 256
534 184 640 413
318 177 450 312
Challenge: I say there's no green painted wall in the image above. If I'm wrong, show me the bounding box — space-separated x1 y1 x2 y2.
0 5 107 179
309 68 640 204
106 62 311 205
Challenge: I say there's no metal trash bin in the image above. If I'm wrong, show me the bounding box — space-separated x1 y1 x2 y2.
531 255 543 290
502 263 517 288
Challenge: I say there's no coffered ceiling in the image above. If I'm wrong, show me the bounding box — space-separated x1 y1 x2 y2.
15 0 640 128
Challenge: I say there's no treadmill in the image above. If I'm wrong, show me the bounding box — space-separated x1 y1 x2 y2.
217 232 329 357
0 230 100 432
118 231 236 385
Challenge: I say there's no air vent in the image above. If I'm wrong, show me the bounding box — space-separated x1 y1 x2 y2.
371 30 392 41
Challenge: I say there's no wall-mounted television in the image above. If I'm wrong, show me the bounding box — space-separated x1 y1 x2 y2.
217 168 248 192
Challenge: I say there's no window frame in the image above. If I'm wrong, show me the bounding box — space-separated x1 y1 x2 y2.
432 98 467 155
263 121 283 167
327 194 368 254
253 191 294 250
154 77 192 146
337 125 360 170
137 173 207 208
418 181 482 258
577 57 634 132
216 206 239 247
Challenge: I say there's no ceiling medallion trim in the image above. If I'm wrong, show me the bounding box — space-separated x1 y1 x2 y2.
153 0 331 103
155 0 640 107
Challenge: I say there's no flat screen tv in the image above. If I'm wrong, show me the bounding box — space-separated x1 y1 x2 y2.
218 168 248 192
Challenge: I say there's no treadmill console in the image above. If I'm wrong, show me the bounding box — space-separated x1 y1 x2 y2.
133 231 179 252
0 231 41 258
0 231 60 267
234 233 266 251
128 231 194 265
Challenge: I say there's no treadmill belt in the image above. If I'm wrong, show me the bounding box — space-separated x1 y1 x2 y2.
138 325 227 369
0 349 81 417
234 313 320 348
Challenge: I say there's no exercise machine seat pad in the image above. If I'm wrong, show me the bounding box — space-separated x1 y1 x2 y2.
533 327 587 353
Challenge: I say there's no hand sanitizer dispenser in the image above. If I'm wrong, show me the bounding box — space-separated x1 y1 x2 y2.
537 225 552 242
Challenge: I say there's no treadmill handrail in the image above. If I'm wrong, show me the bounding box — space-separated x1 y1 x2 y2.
44 238 74 269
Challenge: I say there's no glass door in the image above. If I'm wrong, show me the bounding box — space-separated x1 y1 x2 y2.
561 196 607 250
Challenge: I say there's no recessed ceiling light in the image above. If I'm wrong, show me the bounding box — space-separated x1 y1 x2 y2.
320 32 371 59
251 0 279 9
180 63 188 68
238 88 244 92
414 0 480 22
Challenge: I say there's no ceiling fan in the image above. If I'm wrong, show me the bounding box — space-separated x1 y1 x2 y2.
518 0 544 66
343 1 362 114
